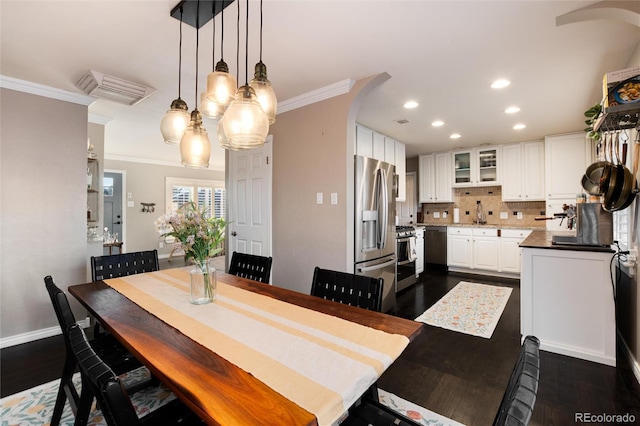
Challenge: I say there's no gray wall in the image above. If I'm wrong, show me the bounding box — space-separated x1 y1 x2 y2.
1 88 89 338
104 159 224 257
269 74 388 294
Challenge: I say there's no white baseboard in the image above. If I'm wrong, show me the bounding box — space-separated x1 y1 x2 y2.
0 317 90 349
618 331 640 385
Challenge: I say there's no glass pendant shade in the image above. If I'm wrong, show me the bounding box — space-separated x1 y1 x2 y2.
200 91 226 119
180 109 211 168
249 61 277 124
217 120 248 151
206 60 237 108
160 98 190 144
219 85 269 149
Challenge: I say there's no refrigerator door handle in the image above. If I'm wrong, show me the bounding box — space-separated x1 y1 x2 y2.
357 258 396 273
377 168 388 249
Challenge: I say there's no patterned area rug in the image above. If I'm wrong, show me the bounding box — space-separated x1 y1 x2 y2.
379 389 465 426
0 367 176 425
415 281 512 339
0 373 462 426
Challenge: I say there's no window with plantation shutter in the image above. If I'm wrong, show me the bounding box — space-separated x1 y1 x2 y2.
166 178 225 219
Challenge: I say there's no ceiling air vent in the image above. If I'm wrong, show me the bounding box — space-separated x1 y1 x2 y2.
395 119 410 124
76 70 156 105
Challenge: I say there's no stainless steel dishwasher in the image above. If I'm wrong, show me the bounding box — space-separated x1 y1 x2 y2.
424 226 448 269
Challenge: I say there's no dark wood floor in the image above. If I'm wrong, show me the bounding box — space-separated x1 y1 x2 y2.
2 266 639 425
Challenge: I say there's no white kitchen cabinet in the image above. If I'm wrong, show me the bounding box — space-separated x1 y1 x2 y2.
501 141 545 201
545 133 592 199
384 137 395 164
356 125 374 158
419 152 453 203
472 227 499 270
395 141 406 202
447 227 473 268
499 229 532 273
373 132 385 161
521 245 615 366
452 146 500 187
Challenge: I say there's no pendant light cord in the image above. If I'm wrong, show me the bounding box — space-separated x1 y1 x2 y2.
195 0 200 107
178 7 183 99
211 2 215 69
259 0 263 62
236 0 240 83
245 0 249 85
220 1 225 61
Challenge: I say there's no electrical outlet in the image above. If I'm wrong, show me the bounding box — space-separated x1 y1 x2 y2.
316 192 323 204
500 212 508 219
331 192 338 205
517 212 523 220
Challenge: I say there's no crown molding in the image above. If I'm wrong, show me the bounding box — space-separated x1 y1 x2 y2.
277 78 356 114
0 75 95 106
89 113 113 125
105 153 225 172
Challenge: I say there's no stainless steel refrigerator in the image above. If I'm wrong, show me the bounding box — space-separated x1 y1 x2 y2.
354 156 397 312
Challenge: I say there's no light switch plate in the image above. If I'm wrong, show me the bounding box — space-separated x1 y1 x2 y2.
316 192 323 204
434 212 440 218
331 192 338 205
127 201 134 208
517 212 523 219
442 212 448 218
500 211 508 219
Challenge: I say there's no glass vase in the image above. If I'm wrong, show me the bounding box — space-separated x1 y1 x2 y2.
190 259 216 304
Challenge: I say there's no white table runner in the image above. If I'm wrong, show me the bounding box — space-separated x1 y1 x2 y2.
105 268 409 426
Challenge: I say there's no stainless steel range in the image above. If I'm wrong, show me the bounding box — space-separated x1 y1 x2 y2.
396 226 417 292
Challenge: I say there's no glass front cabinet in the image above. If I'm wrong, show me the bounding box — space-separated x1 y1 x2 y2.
452 147 499 187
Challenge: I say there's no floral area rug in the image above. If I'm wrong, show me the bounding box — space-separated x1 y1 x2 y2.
414 281 512 339
378 389 464 426
0 367 176 425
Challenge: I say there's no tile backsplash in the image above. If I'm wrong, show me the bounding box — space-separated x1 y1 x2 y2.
419 186 546 227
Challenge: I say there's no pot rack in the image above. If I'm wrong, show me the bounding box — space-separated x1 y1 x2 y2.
594 103 640 132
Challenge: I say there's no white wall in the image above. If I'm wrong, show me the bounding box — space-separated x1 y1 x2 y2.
1 88 89 340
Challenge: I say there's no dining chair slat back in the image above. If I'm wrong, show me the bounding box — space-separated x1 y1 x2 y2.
67 324 203 426
310 267 383 312
492 335 541 426
91 250 159 281
44 276 150 426
228 252 273 284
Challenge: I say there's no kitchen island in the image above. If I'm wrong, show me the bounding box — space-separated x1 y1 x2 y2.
520 230 616 366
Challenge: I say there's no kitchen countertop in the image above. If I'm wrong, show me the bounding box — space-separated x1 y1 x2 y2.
416 223 546 230
520 229 615 253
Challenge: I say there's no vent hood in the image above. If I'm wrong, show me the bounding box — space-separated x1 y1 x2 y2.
76 70 156 105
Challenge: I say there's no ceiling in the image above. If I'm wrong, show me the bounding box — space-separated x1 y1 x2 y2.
1 1 639 171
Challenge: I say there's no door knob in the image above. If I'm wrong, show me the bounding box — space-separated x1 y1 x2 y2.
231 231 237 236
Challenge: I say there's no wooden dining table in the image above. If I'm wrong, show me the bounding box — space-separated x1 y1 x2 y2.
69 268 423 426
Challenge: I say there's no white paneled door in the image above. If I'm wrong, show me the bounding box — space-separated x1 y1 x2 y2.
228 136 273 266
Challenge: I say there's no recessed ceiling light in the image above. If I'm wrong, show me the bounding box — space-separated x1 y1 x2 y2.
505 106 520 114
432 120 444 127
513 123 526 130
491 79 511 89
404 101 419 109
450 133 461 139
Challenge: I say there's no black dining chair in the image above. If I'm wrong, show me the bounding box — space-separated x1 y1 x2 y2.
44 276 153 426
228 251 273 283
67 323 203 426
90 249 159 335
492 335 541 426
310 267 383 312
91 249 159 281
342 335 541 426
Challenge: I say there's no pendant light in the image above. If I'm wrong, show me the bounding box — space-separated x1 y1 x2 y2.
180 0 211 168
205 2 237 110
219 0 268 150
160 7 190 144
249 0 277 124
201 2 226 119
